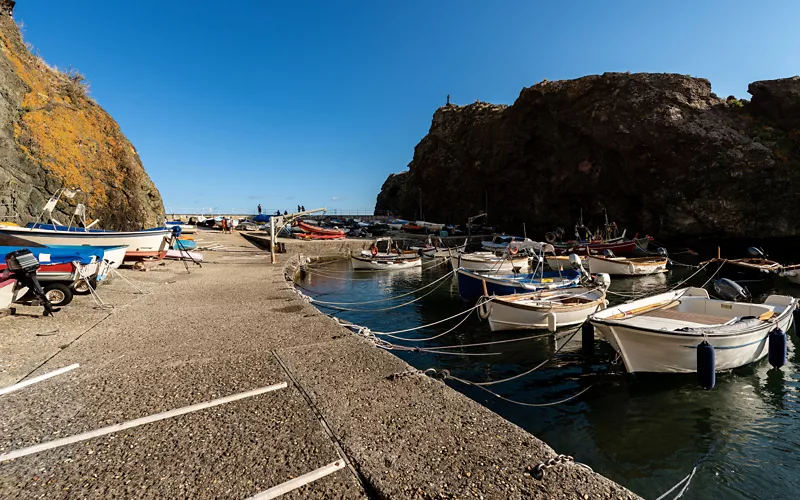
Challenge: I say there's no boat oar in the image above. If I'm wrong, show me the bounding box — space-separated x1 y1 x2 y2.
759 310 775 321
608 299 680 320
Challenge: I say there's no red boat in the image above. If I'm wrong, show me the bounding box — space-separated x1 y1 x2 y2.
296 221 346 237
401 223 425 233
295 232 345 240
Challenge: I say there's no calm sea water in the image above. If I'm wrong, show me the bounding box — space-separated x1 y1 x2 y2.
297 258 800 499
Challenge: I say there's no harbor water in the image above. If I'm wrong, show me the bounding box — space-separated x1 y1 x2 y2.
297 258 800 499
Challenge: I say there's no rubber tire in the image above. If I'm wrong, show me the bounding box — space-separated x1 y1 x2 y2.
43 283 73 307
73 277 97 295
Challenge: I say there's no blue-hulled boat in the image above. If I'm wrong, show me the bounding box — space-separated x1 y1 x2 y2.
456 267 583 302
172 239 198 251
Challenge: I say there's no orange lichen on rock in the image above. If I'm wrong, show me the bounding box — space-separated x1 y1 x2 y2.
0 13 163 229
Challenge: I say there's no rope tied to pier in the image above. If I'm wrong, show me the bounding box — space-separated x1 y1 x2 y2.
527 454 594 480
309 269 455 306
654 442 716 500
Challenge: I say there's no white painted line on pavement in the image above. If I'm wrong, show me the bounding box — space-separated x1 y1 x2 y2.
248 460 346 499
0 364 80 397
0 382 288 462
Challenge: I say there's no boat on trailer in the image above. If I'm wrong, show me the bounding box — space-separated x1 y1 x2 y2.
589 287 796 374
351 237 422 270
483 286 607 332
0 189 170 262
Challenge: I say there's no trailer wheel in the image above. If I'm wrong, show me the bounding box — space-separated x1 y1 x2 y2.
73 277 97 295
44 283 73 306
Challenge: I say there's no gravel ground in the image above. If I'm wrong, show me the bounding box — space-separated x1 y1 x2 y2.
0 229 641 499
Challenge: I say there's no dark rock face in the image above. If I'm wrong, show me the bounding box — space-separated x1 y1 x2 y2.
376 73 800 239
0 6 164 230
748 76 800 130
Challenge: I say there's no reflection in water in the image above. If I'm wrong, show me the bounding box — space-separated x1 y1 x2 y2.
297 260 800 499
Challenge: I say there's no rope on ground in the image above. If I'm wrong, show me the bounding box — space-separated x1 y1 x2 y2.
309 270 455 305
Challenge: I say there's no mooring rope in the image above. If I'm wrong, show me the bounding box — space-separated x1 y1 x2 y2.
312 273 452 312
654 443 716 500
381 306 477 342
447 373 594 408
463 325 582 387
373 299 495 335
310 270 455 305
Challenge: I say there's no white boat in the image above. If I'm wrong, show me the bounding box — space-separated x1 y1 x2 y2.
2 190 170 262
351 237 422 270
483 287 607 332
166 221 196 234
387 219 408 230
482 235 526 252
546 254 589 271
587 255 668 276
450 252 528 272
589 287 796 374
1 225 170 262
1 277 16 310
780 264 800 285
78 245 128 283
165 249 204 262
412 237 468 259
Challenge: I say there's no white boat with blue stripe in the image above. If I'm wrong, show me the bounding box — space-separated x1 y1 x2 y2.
589 287 796 374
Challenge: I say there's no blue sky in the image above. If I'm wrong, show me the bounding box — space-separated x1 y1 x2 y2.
15 1 800 215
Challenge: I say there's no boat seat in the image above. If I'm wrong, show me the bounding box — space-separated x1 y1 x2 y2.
642 309 723 325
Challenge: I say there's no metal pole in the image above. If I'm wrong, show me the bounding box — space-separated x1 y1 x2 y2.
270 216 277 264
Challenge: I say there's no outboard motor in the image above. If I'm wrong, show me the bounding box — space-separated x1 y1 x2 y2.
657 247 668 258
5 250 57 316
713 278 751 302
568 253 584 270
593 273 612 289
747 247 765 258
603 249 616 258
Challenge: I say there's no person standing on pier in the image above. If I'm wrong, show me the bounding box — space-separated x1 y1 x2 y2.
257 204 262 215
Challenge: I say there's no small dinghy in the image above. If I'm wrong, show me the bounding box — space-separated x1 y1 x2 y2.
701 248 781 287
587 252 668 276
483 287 607 332
351 237 422 270
450 251 528 272
546 254 589 271
456 268 584 302
589 287 796 374
780 264 800 285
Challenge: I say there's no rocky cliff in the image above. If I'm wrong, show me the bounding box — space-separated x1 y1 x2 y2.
0 2 163 230
376 73 800 239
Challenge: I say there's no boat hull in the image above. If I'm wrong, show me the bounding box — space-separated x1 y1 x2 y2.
587 256 668 276
351 255 422 270
590 289 796 373
1 278 16 309
449 253 528 273
487 288 606 331
456 268 582 302
1 226 169 261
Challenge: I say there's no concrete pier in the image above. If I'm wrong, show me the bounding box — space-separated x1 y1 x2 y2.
0 230 640 498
